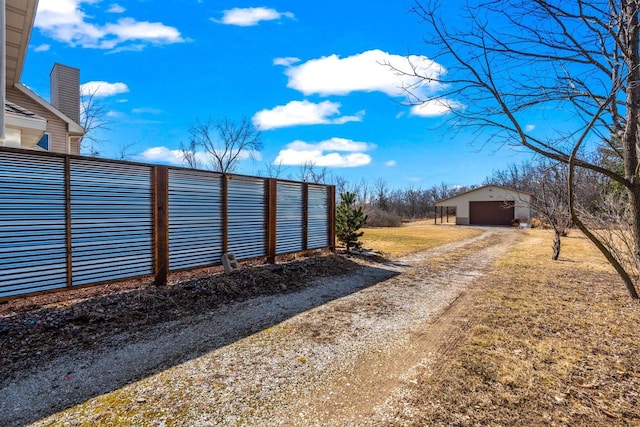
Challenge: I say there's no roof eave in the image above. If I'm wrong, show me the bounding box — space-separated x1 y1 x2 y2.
434 184 533 206
13 0 39 85
14 82 86 134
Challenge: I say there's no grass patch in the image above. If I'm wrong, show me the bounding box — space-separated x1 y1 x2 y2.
360 221 482 258
396 229 640 426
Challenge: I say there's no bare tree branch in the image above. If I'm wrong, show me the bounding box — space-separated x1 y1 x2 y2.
187 116 262 173
407 0 640 298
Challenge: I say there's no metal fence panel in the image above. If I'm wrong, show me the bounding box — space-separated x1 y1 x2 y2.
307 185 330 249
70 159 154 286
168 169 223 270
276 181 304 254
227 176 267 259
0 152 68 298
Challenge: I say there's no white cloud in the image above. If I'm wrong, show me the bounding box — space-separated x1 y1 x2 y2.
107 3 125 13
141 146 186 165
35 0 185 50
106 110 122 118
283 49 446 97
274 137 374 168
132 107 162 115
410 99 463 117
385 160 396 167
287 137 375 152
141 146 261 167
33 43 51 52
253 100 364 130
80 81 129 98
273 57 300 67
525 124 536 132
216 7 295 26
104 18 183 44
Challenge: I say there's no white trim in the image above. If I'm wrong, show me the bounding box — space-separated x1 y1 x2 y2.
14 82 85 135
5 111 47 131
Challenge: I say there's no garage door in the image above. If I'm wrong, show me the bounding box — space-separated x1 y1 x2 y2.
469 201 514 226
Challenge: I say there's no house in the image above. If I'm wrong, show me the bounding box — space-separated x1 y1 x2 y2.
2 0 85 154
435 185 532 226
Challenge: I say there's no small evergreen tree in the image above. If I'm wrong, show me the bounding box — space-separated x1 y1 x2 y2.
336 192 368 251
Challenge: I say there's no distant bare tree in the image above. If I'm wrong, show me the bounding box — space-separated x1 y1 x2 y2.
374 178 390 210
298 161 329 184
79 87 112 156
260 159 284 178
179 139 200 169
114 142 138 161
333 175 349 197
188 116 262 173
532 164 573 260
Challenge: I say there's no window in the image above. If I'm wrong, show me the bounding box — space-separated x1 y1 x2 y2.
36 133 50 151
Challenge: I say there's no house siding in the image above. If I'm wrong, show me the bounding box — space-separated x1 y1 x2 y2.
6 86 71 154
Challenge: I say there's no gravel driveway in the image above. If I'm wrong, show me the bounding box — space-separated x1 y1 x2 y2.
2 227 520 426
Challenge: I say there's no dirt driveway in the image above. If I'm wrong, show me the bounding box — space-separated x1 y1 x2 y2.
2 227 521 426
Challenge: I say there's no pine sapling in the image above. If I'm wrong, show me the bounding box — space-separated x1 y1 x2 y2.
336 191 368 251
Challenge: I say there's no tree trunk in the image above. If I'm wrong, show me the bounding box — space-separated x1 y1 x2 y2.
629 188 640 284
552 228 561 261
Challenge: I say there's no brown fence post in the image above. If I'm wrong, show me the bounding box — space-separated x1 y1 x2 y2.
266 178 277 263
222 174 229 254
154 166 169 286
328 185 336 251
64 156 73 288
302 183 309 250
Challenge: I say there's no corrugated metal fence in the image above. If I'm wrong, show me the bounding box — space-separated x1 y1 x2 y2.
0 147 335 301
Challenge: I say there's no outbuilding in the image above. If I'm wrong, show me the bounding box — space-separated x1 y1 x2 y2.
435 185 532 226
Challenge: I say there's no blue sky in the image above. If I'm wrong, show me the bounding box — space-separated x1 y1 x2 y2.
23 0 533 189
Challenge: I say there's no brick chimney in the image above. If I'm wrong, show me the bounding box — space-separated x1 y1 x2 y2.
50 63 80 124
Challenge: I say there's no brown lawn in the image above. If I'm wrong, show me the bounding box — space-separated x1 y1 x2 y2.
391 228 640 426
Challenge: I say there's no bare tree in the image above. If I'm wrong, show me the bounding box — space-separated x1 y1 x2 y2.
262 159 285 178
179 139 200 169
188 116 262 173
374 178 390 210
297 161 329 184
79 87 112 156
333 175 349 198
114 142 138 161
488 161 572 260
403 0 640 299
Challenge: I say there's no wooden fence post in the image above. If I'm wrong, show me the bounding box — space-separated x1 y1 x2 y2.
302 183 309 251
154 166 169 286
329 185 336 251
64 156 73 288
267 178 278 263
222 174 229 254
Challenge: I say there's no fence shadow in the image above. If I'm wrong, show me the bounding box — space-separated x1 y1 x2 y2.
0 257 400 427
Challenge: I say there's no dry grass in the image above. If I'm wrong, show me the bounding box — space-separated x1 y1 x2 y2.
360 221 482 258
392 229 640 426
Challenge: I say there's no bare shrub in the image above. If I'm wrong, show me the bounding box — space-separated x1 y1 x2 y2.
364 207 402 228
